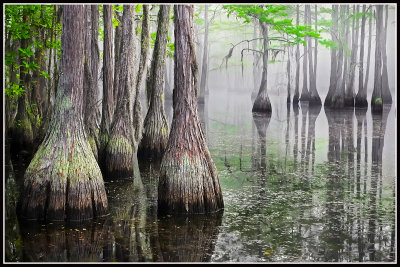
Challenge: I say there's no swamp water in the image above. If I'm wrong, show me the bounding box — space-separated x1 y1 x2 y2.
4 90 396 262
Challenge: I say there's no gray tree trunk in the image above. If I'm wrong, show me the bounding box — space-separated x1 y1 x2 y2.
300 5 310 102
371 5 383 113
355 5 368 108
286 37 291 104
199 5 209 104
324 5 338 107
293 5 300 105
308 5 321 106
363 8 373 95
252 21 272 113
381 5 392 104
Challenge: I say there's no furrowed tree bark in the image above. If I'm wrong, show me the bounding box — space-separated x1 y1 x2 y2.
252 21 272 113
104 5 137 179
324 5 338 107
99 5 114 168
113 9 123 109
198 5 209 104
381 5 392 104
138 5 170 162
307 5 321 106
83 5 101 160
133 5 150 144
355 5 368 107
300 5 310 102
158 5 224 214
345 5 359 107
18 5 108 222
371 5 383 113
292 4 300 106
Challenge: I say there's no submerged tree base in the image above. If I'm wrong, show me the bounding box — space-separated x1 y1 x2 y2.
309 95 322 106
354 96 368 108
252 94 272 113
344 96 355 107
104 135 134 179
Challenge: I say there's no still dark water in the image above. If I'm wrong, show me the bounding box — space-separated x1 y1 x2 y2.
5 90 397 262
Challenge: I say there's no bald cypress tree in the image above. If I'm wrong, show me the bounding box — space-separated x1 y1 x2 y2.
158 5 224 214
18 5 108 222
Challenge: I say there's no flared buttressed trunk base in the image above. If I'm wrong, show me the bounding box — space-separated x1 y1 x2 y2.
19 124 108 222
354 94 368 108
252 93 272 113
344 96 354 107
159 150 224 214
309 94 322 106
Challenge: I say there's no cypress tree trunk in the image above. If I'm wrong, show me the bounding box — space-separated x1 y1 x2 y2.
371 5 383 113
158 5 224 214
133 5 150 144
99 5 115 167
199 5 209 104
293 5 300 106
345 5 360 107
138 5 170 162
363 8 373 98
104 5 137 179
324 5 338 107
355 5 368 107
381 5 392 104
83 5 100 160
307 5 321 106
18 5 108 222
286 41 291 104
300 5 310 102
113 10 123 108
331 5 346 108
252 20 259 99
252 21 272 113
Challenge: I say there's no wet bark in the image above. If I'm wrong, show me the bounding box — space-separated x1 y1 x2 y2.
104 5 137 179
18 5 108 222
252 21 272 113
355 5 368 107
381 5 392 104
300 5 310 102
292 5 300 106
158 5 224 214
133 5 150 144
99 5 115 167
83 5 100 160
371 5 383 113
324 5 338 107
138 5 170 162
198 5 209 104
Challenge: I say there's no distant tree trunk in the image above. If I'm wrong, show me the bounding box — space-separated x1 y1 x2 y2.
104 5 137 179
286 40 291 104
355 5 368 107
133 5 150 144
324 5 338 107
339 5 350 105
331 5 346 108
138 5 170 161
314 4 318 89
99 5 114 167
199 5 209 104
83 5 100 160
371 5 383 113
158 5 224 214
307 5 321 106
300 5 310 102
252 21 272 113
292 5 300 106
363 8 373 96
345 5 360 107
18 5 108 222
252 20 259 99
381 5 392 104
